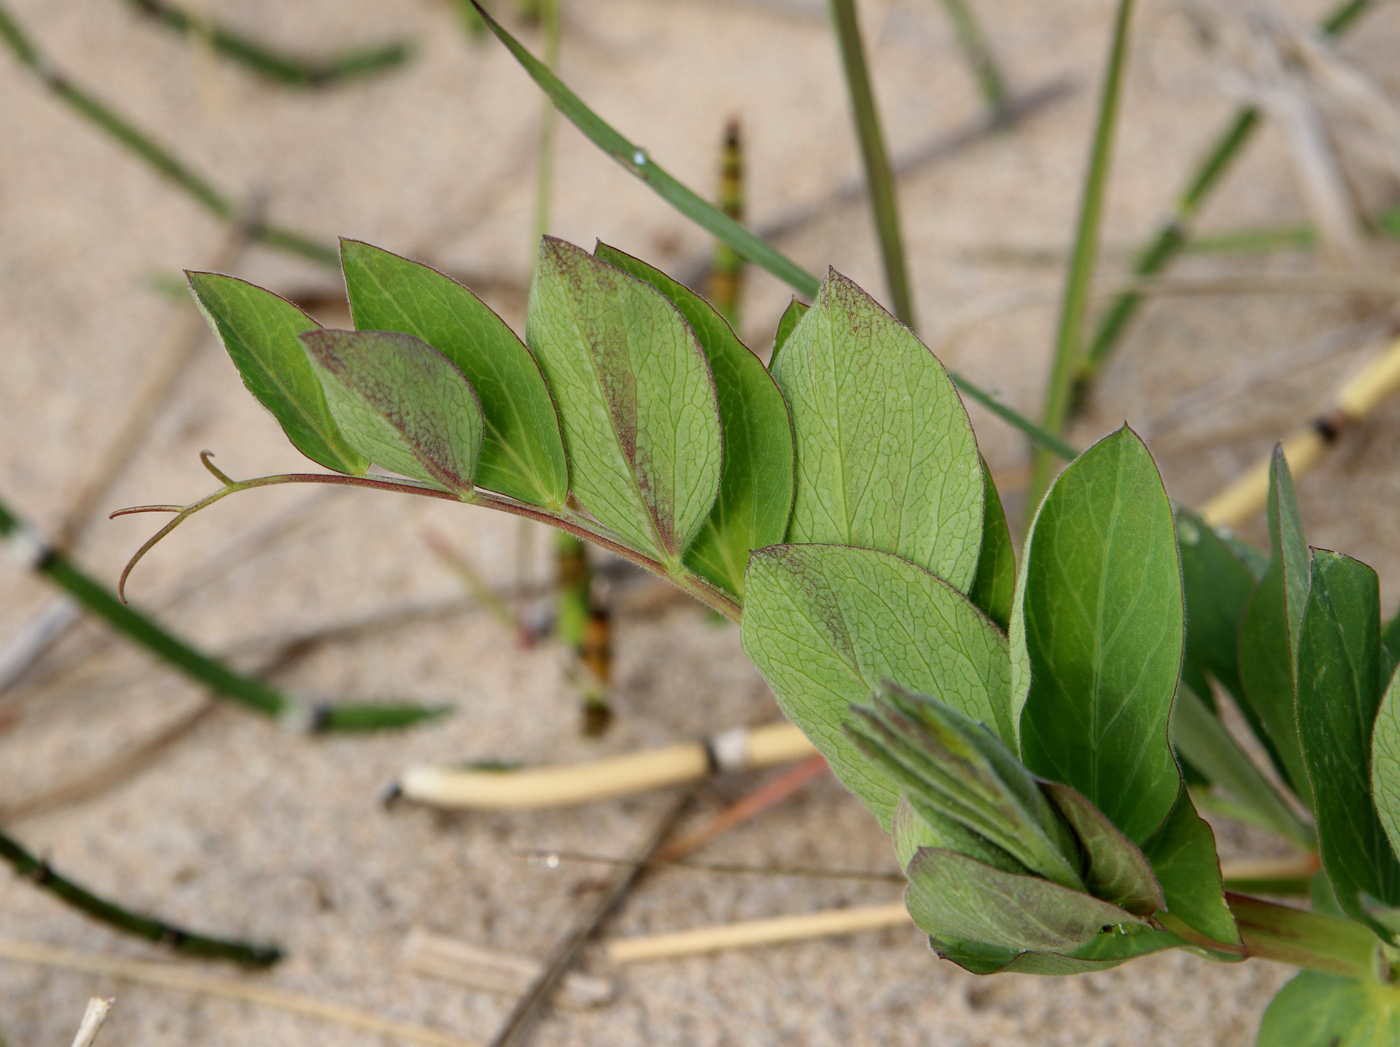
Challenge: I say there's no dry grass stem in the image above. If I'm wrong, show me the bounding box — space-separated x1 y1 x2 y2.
67 997 113 1047
400 929 613 1009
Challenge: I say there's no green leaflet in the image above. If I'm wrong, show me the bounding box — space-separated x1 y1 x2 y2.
1238 448 1315 806
904 848 1146 953
300 330 483 496
1372 665 1400 873
594 242 793 597
186 272 367 475
1041 782 1163 916
969 458 1014 631
340 239 568 508
770 297 809 368
849 684 1082 889
1383 605 1400 675
1015 427 1184 844
768 270 983 591
1259 973 1400 1047
525 237 722 567
1297 550 1400 938
1141 787 1239 945
741 544 1013 828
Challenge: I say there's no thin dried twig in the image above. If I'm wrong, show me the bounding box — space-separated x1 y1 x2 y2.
68 997 114 1047
0 939 480 1047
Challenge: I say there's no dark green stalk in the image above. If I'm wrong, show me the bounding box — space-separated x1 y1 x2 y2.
0 0 337 268
0 491 443 730
0 830 281 967
124 0 412 88
1027 0 1134 508
828 0 915 328
1074 0 1376 404
473 1 1075 459
936 0 1007 115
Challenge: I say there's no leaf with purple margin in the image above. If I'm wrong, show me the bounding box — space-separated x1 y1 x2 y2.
594 242 792 597
300 330 483 496
340 239 568 508
526 238 721 567
187 272 367 475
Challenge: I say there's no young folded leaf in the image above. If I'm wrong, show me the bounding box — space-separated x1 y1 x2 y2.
340 239 568 508
903 848 1146 953
769 270 983 591
299 330 483 497
848 683 1082 889
1014 426 1183 844
742 543 1014 828
1297 550 1400 940
968 458 1014 631
891 795 1026 875
526 238 722 567
593 243 793 597
1177 508 1264 710
1238 448 1315 807
1041 782 1163 917
1141 788 1239 946
769 297 809 368
187 272 368 476
1259 971 1400 1047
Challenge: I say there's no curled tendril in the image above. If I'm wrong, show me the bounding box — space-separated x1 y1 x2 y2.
109 451 742 621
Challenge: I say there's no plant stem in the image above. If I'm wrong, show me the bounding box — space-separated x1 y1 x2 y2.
828 0 915 329
1027 0 1134 507
0 0 338 268
0 490 441 730
0 830 281 967
531 0 560 248
1228 893 1384 981
124 0 412 88
1073 0 1376 405
708 119 746 329
936 0 1007 116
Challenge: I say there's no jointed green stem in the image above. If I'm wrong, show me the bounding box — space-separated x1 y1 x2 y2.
1027 0 1134 507
1228 893 1386 981
124 0 412 88
829 0 915 329
1073 0 1376 406
0 0 338 269
0 830 281 967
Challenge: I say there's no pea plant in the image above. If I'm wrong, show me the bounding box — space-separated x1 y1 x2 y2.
118 230 1400 1043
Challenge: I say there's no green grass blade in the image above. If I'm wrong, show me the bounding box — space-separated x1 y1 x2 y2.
1027 0 1134 507
473 0 1074 461
828 0 915 327
936 0 1007 115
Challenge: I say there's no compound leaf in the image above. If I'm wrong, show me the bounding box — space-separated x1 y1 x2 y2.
1259 972 1400 1047
742 543 1012 829
187 272 367 475
594 242 793 597
300 330 483 496
526 237 722 566
769 270 983 590
1141 787 1239 945
1238 448 1314 806
1015 426 1184 844
1297 550 1400 937
904 848 1146 954
340 239 568 508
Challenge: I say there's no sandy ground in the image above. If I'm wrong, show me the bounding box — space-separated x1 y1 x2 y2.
4 0 1400 1043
